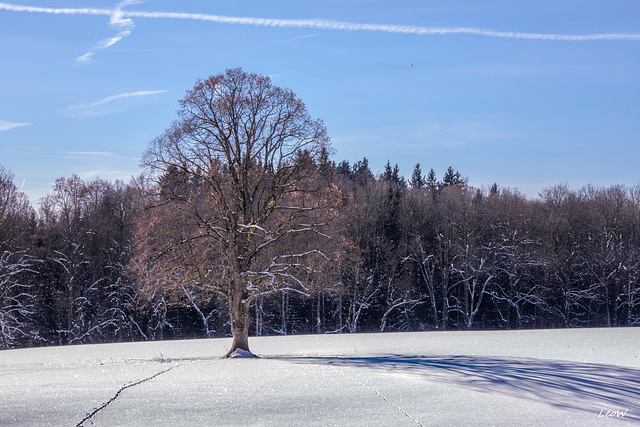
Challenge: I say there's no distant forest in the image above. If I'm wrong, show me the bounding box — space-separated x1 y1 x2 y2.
1 158 639 349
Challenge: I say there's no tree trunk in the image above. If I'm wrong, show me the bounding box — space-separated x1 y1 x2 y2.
417 256 439 328
441 269 449 331
255 295 263 337
225 276 252 357
226 310 251 357
316 292 322 334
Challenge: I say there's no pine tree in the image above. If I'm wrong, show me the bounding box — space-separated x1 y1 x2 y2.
383 161 405 187
336 160 351 179
489 183 499 197
410 163 426 189
317 146 335 179
383 161 393 181
352 157 374 186
426 168 438 193
391 164 405 188
441 166 464 188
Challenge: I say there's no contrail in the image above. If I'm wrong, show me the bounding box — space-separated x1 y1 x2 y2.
126 11 640 41
0 2 110 16
75 0 141 65
1 1 639 42
74 90 168 109
63 90 168 117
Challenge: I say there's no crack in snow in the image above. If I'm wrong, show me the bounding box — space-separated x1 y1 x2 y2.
367 386 425 427
321 361 425 426
76 366 175 426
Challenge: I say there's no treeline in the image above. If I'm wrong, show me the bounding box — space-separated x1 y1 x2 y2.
1 158 639 349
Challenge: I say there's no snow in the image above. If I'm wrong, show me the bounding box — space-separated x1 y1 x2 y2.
228 348 259 358
0 328 638 426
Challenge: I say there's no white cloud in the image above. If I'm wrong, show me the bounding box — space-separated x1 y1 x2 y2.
1 1 639 42
0 120 32 131
63 90 167 117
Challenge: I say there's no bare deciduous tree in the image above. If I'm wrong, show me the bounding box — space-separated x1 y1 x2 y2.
0 250 36 349
142 68 332 356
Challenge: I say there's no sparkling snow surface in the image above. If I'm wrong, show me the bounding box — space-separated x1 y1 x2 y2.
1 328 638 426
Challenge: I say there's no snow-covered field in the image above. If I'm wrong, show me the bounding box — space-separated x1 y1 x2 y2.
1 328 638 426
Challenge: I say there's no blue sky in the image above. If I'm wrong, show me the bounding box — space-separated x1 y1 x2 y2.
1 1 639 204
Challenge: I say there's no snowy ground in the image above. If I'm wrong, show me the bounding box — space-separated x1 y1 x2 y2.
1 328 638 426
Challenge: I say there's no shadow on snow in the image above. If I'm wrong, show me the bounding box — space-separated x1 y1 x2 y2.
289 354 640 422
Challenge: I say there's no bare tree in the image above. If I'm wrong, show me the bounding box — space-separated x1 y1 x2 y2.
180 283 218 337
0 250 37 349
379 275 423 332
341 267 379 333
401 188 439 327
625 185 640 326
450 241 494 329
433 186 468 330
0 165 34 250
142 68 332 356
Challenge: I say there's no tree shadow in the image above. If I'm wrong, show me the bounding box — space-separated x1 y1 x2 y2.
290 354 640 422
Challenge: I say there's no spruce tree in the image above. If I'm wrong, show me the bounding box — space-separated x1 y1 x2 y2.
410 163 426 189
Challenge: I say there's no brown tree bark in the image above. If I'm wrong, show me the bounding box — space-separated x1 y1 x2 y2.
225 272 253 357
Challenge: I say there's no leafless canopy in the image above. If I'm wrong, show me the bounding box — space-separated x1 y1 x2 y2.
141 68 332 355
